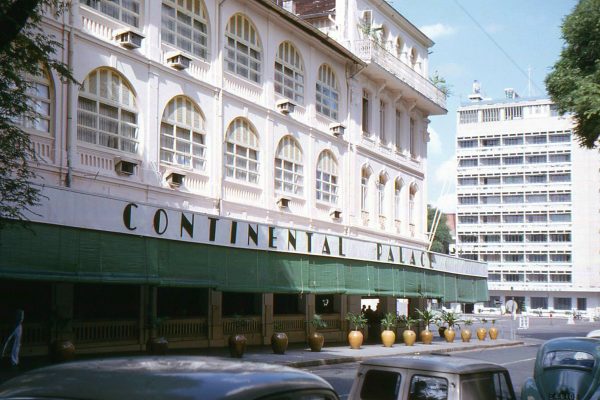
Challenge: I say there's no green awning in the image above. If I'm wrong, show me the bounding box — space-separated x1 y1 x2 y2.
0 221 488 302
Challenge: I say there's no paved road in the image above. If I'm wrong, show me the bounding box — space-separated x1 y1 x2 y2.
308 315 600 399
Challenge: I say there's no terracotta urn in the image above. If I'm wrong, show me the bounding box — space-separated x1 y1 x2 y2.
270 332 288 354
348 330 364 349
461 328 472 342
50 339 76 363
489 326 498 340
308 332 324 352
403 329 416 346
381 330 396 347
476 327 487 341
444 327 456 343
420 329 433 344
228 334 247 358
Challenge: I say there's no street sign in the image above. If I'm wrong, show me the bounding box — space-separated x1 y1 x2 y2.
506 300 518 314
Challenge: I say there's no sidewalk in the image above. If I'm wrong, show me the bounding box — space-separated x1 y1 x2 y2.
0 337 523 383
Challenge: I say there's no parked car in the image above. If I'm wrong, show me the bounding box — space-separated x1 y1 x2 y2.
0 356 339 400
520 337 600 400
348 354 516 400
587 330 600 339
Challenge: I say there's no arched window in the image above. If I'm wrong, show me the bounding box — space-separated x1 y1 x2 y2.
225 14 262 83
410 48 418 69
316 150 338 204
161 0 209 60
274 41 304 103
395 37 404 59
225 118 259 183
274 136 303 195
77 68 138 154
394 178 403 221
19 68 52 135
316 64 339 120
160 96 206 170
409 183 418 232
82 0 140 27
361 166 371 212
377 173 387 216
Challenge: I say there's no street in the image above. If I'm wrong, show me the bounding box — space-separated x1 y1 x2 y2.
307 315 600 398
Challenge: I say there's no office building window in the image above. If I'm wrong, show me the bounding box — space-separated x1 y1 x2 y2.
315 150 338 204
315 64 339 120
161 0 209 59
274 41 304 103
274 135 303 195
83 0 140 27
225 14 262 83
224 118 259 183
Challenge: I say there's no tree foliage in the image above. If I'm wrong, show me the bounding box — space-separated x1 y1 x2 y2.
545 0 600 148
0 0 73 227
427 205 453 254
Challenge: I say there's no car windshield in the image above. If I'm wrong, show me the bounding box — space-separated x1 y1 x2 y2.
543 350 595 370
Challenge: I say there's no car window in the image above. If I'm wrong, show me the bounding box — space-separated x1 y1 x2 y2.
359 369 402 400
543 350 595 370
408 375 448 400
461 372 515 400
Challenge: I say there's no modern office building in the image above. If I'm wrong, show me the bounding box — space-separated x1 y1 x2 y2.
0 0 486 356
456 85 600 314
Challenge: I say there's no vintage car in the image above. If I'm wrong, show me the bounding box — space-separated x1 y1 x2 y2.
347 354 516 400
520 337 600 400
0 356 339 400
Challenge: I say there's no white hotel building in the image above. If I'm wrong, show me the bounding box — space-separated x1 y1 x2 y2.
456 88 600 314
0 0 486 355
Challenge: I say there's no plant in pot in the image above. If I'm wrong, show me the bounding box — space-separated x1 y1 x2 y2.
440 311 460 343
228 314 248 358
380 312 397 347
416 308 436 344
461 318 473 342
146 315 169 355
397 314 418 346
308 314 327 352
346 312 367 349
48 312 75 363
488 319 499 340
477 318 488 341
270 321 288 355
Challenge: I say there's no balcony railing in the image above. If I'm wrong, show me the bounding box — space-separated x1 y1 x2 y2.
353 39 446 110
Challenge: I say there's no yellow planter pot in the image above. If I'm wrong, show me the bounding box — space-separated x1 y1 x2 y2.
348 330 364 349
403 329 416 346
489 326 498 340
420 329 433 344
461 328 472 342
476 327 487 341
381 330 396 347
444 327 456 343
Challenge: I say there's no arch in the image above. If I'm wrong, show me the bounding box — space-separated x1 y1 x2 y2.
376 171 388 217
275 135 303 195
161 0 209 60
20 66 53 136
82 0 141 27
160 95 206 171
225 13 262 83
316 64 340 120
274 41 305 103
410 47 418 68
395 37 404 59
224 117 260 183
394 177 404 221
316 150 338 204
360 164 372 212
77 67 138 154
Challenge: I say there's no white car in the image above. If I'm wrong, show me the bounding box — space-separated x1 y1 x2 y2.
586 329 600 338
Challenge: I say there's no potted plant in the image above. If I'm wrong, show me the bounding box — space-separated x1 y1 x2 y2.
146 315 169 355
477 318 488 341
48 311 76 363
228 314 248 358
416 308 436 344
380 312 397 347
397 314 418 346
488 319 499 340
461 318 473 342
440 311 459 342
270 321 288 355
346 312 367 349
308 314 327 352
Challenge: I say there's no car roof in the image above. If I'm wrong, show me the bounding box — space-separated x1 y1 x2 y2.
540 337 600 354
359 354 509 375
0 356 337 400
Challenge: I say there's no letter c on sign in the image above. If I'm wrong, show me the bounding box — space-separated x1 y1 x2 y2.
123 203 138 231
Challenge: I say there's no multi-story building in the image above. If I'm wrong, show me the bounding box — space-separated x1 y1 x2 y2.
0 0 486 356
456 86 600 314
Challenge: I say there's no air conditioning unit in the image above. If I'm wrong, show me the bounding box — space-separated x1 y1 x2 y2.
330 209 342 220
114 29 144 49
329 123 345 137
114 158 138 175
276 99 295 115
166 52 192 70
166 172 185 187
277 196 291 208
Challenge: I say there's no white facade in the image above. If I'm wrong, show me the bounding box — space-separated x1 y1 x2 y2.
456 93 600 313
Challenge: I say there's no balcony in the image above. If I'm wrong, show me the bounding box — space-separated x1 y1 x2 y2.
352 39 446 111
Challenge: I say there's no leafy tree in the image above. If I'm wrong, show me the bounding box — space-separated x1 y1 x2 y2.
0 1 73 227
427 205 453 254
545 0 600 148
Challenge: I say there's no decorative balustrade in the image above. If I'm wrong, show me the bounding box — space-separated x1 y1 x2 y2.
223 316 262 335
73 319 139 343
273 315 305 332
31 135 55 164
158 318 208 339
353 39 446 110
321 315 341 330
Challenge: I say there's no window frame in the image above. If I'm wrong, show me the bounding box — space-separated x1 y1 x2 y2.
224 14 262 83
274 135 304 196
274 41 304 104
316 64 340 120
315 150 338 204
224 118 260 184
82 0 141 27
161 0 209 60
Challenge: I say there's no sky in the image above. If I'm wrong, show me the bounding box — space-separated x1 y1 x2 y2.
388 0 578 213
